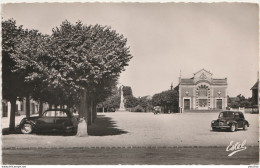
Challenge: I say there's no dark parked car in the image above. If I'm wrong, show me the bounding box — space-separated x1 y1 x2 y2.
19 109 78 134
211 111 249 132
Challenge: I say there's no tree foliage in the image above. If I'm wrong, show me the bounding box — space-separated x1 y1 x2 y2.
10 20 132 107
228 94 252 108
137 96 153 112
152 86 179 112
2 19 25 101
122 86 133 97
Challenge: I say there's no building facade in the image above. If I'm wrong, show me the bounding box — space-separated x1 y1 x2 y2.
2 98 49 117
179 69 228 111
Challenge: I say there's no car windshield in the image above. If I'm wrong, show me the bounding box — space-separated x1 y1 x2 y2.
43 110 70 117
219 112 234 119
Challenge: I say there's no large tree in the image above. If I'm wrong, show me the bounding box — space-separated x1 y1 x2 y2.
49 21 132 136
10 28 52 117
2 19 27 131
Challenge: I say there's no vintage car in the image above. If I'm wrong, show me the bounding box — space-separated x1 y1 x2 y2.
19 109 78 134
211 111 249 132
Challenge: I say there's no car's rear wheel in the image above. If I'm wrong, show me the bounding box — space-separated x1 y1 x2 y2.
243 123 248 130
21 123 33 134
230 123 236 132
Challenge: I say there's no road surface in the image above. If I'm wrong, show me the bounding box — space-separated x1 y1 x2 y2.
3 147 259 165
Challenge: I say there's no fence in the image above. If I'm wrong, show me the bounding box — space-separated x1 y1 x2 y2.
230 107 259 113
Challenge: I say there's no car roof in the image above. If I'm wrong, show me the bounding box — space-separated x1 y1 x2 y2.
220 111 242 114
44 109 71 112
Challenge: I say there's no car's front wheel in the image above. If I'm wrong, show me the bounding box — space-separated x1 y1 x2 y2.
243 123 248 130
230 123 236 132
21 123 33 134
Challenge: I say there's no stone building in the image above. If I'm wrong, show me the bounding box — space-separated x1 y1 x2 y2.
2 98 49 117
179 69 228 111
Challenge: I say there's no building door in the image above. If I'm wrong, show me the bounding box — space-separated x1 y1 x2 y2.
184 99 190 110
199 99 208 109
216 99 222 109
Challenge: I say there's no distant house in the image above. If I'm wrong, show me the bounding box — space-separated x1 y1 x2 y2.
251 81 259 106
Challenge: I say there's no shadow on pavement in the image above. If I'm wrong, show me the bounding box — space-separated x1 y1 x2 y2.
2 115 127 137
88 115 128 136
2 128 22 135
210 129 247 133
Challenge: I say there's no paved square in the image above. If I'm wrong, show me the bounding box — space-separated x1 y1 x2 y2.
2 112 259 148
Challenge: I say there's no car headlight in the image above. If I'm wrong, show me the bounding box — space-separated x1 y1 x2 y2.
211 120 215 124
227 121 229 124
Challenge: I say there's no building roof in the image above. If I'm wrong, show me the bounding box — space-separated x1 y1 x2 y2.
180 78 227 85
180 78 194 85
251 81 259 90
179 69 227 85
212 78 227 85
193 68 213 75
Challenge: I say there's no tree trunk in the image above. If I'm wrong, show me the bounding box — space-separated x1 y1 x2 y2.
39 100 43 117
76 90 88 137
91 98 96 123
9 98 16 131
95 100 97 119
90 97 93 124
26 95 30 118
93 99 97 121
86 95 91 125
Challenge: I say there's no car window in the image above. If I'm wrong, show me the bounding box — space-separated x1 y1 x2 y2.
219 112 234 119
56 111 68 117
43 111 55 117
234 113 240 119
239 113 244 119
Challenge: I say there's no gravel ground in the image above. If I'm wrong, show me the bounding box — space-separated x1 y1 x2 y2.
2 112 259 148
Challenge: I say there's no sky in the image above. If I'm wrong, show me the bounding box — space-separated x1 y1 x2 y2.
1 2 259 97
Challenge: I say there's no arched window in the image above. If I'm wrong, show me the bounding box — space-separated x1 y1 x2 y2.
198 85 208 97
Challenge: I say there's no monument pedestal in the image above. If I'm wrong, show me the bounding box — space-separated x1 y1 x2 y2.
117 108 127 112
117 85 127 112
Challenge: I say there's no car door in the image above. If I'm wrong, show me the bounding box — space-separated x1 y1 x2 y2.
238 112 245 128
234 112 243 128
54 110 72 130
36 110 56 130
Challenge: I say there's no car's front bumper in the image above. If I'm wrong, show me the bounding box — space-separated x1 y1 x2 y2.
211 122 230 129
212 125 230 128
